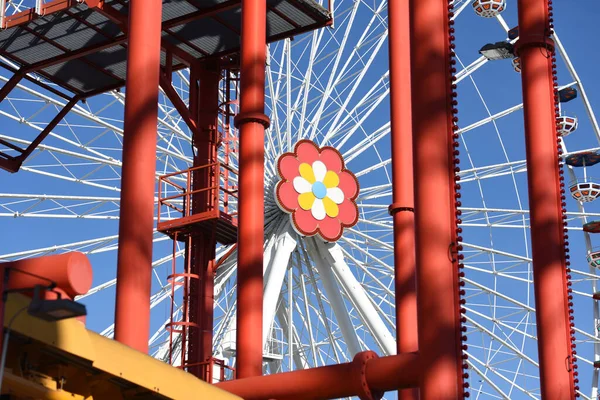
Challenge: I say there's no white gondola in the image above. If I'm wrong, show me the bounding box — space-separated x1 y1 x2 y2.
472 0 507 18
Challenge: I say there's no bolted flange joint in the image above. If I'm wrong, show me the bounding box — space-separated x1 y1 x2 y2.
388 202 415 216
514 35 555 57
352 351 384 400
234 112 271 130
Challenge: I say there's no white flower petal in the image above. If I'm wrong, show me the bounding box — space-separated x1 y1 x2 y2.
293 176 312 194
311 199 326 220
326 187 345 204
312 160 327 182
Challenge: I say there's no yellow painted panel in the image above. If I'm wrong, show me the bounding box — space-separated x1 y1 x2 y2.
4 294 241 400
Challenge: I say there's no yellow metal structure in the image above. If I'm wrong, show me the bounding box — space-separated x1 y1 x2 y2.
1 293 242 400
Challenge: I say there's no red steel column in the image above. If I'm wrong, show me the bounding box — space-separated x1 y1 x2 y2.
188 62 220 379
410 0 464 398
113 0 162 353
516 0 575 398
388 1 418 399
234 0 270 379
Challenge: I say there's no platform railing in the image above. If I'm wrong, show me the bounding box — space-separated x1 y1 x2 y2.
157 162 238 226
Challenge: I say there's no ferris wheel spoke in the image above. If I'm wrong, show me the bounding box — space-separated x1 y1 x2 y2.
306 0 360 141
553 32 600 142
319 32 389 147
266 44 287 155
461 242 531 264
100 278 179 339
78 251 183 301
464 277 534 313
467 352 539 399
297 271 320 367
297 242 343 364
464 318 539 382
309 2 387 142
276 299 310 370
304 238 360 359
466 307 536 342
341 122 390 163
263 222 298 348
0 193 121 220
293 31 324 141
313 239 396 355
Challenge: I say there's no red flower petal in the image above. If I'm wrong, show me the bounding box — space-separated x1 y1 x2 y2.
318 217 343 242
319 147 344 173
292 208 319 236
296 140 320 165
276 181 298 212
338 200 359 226
338 171 359 200
278 154 301 181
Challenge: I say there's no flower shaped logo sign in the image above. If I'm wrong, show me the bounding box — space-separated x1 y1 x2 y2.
275 140 359 242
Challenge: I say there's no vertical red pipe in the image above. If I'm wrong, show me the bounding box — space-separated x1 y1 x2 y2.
197 64 220 368
0 266 7 354
516 0 575 398
188 63 220 379
113 0 162 353
410 0 463 398
234 0 269 379
388 1 418 399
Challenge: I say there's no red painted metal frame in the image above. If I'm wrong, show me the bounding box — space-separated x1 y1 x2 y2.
0 0 332 170
113 0 162 353
217 351 420 400
187 62 221 379
159 73 198 134
0 0 516 397
388 0 418 399
0 96 79 173
410 0 464 398
515 0 576 398
234 0 269 379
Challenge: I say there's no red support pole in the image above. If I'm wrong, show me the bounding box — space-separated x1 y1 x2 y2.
516 0 575 398
113 0 162 353
187 62 220 379
233 0 270 379
388 1 418 399
217 352 420 400
409 0 464 398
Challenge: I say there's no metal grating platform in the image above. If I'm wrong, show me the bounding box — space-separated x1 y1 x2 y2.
0 0 331 97
158 211 238 245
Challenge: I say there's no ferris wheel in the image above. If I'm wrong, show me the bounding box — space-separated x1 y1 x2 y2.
1 0 599 399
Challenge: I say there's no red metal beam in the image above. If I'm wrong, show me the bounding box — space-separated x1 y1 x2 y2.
217 351 420 400
409 0 464 398
113 0 163 354
0 61 71 100
388 0 418 399
515 0 576 398
0 157 20 173
16 96 80 163
233 0 269 379
0 71 25 104
0 52 84 95
162 0 241 30
0 139 24 154
3 0 78 29
0 96 80 173
159 73 198 134
89 0 197 66
187 62 221 379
